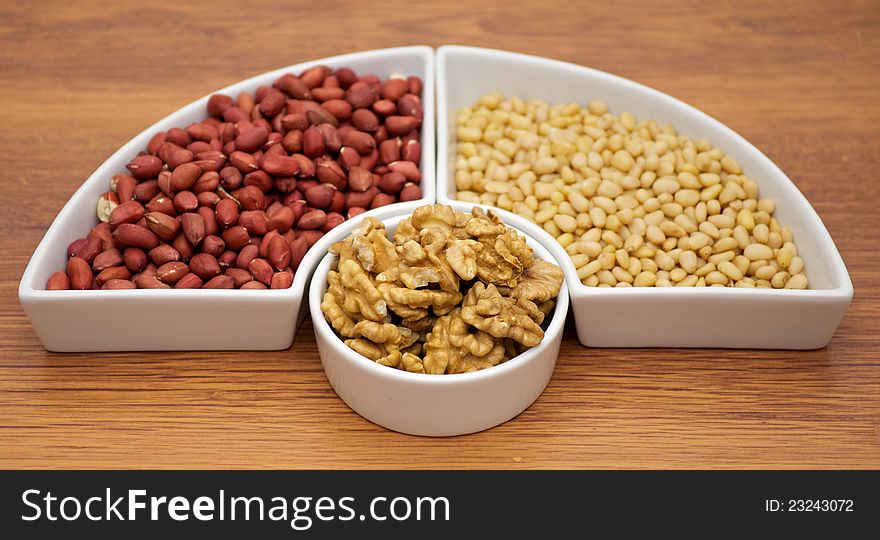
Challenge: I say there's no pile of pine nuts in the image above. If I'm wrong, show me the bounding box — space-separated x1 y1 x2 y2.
454 93 808 289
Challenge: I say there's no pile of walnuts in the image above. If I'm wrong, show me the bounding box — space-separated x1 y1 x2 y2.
321 204 564 374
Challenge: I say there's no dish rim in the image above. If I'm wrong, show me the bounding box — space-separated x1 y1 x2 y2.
308 210 570 386
19 45 436 302
434 44 853 302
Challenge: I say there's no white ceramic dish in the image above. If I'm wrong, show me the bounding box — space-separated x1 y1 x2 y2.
436 45 852 349
19 46 435 352
309 211 569 436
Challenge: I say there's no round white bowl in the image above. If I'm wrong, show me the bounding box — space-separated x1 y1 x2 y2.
308 211 570 436
18 46 435 352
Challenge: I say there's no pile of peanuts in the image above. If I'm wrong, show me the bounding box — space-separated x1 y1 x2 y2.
454 93 807 289
47 66 424 290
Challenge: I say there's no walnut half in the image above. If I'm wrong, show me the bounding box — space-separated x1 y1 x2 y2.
320 204 564 374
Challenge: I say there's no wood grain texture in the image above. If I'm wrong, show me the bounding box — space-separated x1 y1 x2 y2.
1 0 878 469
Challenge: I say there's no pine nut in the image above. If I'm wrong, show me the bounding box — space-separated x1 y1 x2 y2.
455 94 807 288
705 271 729 285
534 157 559 175
553 231 572 247
771 271 790 289
708 250 735 265
777 247 793 269
757 198 775 213
554 214 578 233
737 208 755 231
733 225 750 249
544 220 561 236
695 262 715 277
569 191 589 212
755 265 777 280
677 274 699 287
578 260 603 279
578 241 603 258
655 251 675 271
733 255 751 275
660 221 686 238
633 271 657 287
679 251 698 273
670 267 687 282
718 260 744 281
714 237 738 253
785 273 808 289
789 256 804 275
599 251 616 270
612 266 634 283
597 269 616 286
627 257 642 276
534 206 557 224
633 245 655 259
744 243 774 261
570 254 590 268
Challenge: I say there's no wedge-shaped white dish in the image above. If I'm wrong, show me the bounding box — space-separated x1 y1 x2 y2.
19 46 435 352
437 45 852 349
309 209 569 436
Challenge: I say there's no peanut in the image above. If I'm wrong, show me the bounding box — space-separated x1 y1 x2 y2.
51 67 425 290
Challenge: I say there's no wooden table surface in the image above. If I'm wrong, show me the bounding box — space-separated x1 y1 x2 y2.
1 0 878 469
